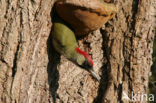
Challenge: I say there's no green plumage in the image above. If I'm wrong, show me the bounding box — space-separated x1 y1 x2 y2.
52 16 85 65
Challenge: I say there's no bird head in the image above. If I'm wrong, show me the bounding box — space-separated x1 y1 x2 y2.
75 47 93 69
75 47 100 82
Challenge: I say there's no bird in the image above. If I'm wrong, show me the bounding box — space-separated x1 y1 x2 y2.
52 13 100 82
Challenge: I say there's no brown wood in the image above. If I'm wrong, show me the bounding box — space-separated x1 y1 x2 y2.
55 0 116 36
0 0 155 103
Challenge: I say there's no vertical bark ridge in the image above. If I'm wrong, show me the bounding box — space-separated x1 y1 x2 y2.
0 0 155 103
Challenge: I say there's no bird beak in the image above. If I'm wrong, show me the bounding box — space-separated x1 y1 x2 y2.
88 69 100 82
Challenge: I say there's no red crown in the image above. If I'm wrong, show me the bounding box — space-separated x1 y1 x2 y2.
76 47 93 66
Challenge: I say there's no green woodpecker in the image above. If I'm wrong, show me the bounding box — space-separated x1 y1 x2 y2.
52 14 100 82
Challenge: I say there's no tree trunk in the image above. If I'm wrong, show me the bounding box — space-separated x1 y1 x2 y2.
0 0 155 103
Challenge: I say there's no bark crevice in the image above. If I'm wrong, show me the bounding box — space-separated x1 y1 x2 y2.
93 28 113 103
12 41 20 78
131 0 139 30
47 10 60 102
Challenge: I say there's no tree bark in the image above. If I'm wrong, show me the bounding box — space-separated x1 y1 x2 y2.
0 0 155 103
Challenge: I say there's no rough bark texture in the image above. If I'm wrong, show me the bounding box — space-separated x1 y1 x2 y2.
0 0 155 103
